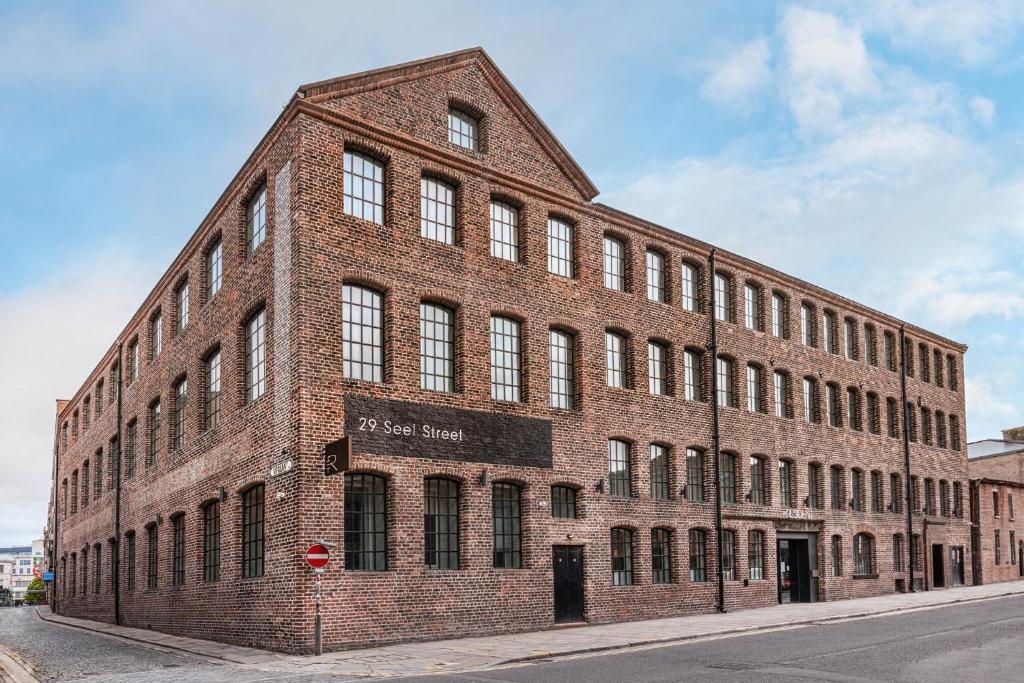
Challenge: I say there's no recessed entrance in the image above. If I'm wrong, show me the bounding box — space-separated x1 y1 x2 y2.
553 545 584 623
931 544 946 588
777 538 813 603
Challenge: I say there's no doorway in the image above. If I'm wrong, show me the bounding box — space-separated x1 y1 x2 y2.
777 539 812 603
949 546 965 586
1018 542 1023 578
553 546 584 623
932 544 946 588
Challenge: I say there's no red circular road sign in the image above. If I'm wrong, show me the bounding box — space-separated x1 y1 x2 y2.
305 544 331 569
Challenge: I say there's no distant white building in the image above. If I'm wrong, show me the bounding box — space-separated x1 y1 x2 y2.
0 540 44 602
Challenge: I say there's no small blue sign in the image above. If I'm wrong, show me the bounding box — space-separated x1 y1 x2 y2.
42 572 54 582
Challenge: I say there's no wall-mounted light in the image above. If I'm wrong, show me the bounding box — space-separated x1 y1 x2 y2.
218 486 227 502
477 469 489 486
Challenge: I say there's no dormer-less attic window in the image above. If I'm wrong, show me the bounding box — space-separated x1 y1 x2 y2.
448 109 478 151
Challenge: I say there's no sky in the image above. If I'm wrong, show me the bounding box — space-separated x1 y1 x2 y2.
1 0 1023 545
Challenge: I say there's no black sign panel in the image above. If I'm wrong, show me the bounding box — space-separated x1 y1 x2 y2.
323 436 350 476
343 395 553 469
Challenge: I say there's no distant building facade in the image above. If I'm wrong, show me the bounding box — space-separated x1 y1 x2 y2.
0 543 41 602
969 430 1024 584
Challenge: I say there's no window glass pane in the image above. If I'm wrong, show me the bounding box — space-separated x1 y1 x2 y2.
608 439 631 497
714 274 730 321
650 444 669 499
204 351 221 430
611 528 634 586
493 483 522 568
684 351 701 401
746 364 761 412
716 358 732 407
489 200 519 262
343 152 384 225
207 240 222 298
748 530 764 580
203 502 220 582
448 109 478 150
420 303 454 393
744 284 760 330
646 251 665 302
344 474 387 571
242 484 265 578
689 529 707 582
246 309 268 400
343 287 383 383
648 342 667 395
247 185 267 253
771 293 785 337
652 529 672 584
547 217 574 277
490 316 521 402
686 448 704 502
603 236 625 291
749 456 765 505
681 263 697 312
420 177 455 245
424 478 460 570
551 485 577 519
549 330 574 409
606 332 627 388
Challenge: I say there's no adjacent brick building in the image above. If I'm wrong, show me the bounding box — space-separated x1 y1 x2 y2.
968 430 1024 584
49 48 973 654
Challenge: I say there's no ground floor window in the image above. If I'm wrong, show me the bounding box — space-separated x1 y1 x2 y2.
689 529 708 582
345 474 387 571
651 528 672 584
853 533 874 575
611 527 634 586
748 530 764 580
721 529 736 580
831 534 843 576
493 483 522 569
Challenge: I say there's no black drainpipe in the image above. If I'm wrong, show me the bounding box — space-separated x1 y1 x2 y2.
708 248 726 613
113 342 123 625
898 326 915 592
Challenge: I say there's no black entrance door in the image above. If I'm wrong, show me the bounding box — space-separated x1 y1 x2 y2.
1019 542 1023 577
950 547 965 586
778 539 811 603
932 544 945 588
553 546 584 623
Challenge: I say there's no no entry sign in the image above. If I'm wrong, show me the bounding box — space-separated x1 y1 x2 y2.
305 544 331 570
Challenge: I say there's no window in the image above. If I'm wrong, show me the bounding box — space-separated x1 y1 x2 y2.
681 262 698 312
1010 493 1015 521
652 529 672 584
924 478 935 515
61 423 68 453
343 151 384 225
843 318 856 360
950 415 961 450
749 456 766 506
203 501 220 582
822 311 836 353
771 292 786 338
611 528 634 586
207 239 222 299
851 469 864 511
846 387 861 431
749 530 765 580
685 448 705 502
779 459 794 508
853 534 874 575
171 378 187 451
420 302 455 393
720 452 737 504
83 397 91 431
910 475 920 512
683 350 702 401
866 393 880 434
646 250 666 302
204 351 221 430
1012 531 1017 565
93 543 102 593
716 357 734 407
176 280 189 333
721 529 737 581
893 534 905 572
605 332 628 389
648 341 668 395
81 547 88 595
420 177 455 245
872 471 884 513
128 339 139 384
344 474 386 571
650 444 669 500
96 381 104 417
864 325 877 365
993 490 1000 518
884 332 897 371
800 303 814 346
713 273 731 322
947 355 958 391
995 530 1002 565
831 535 843 576
245 308 268 401
151 312 163 360
342 286 382 383
125 532 136 591
247 183 268 252
746 364 763 413
82 460 90 508
489 200 519 262
241 484 265 578
921 408 933 445
547 217 574 277
551 485 577 519
934 349 944 387
830 466 844 510
70 554 76 597
71 471 78 513
954 482 963 517
94 448 103 498
903 337 914 377
424 478 460 570
492 483 522 569
773 371 790 419
803 377 818 423
172 515 185 586
603 235 625 291
808 463 822 509
744 283 761 330
146 525 158 590
936 411 947 448
549 329 575 409
608 439 632 498
147 400 161 467
447 108 478 150
490 316 521 401
919 343 930 382
826 383 840 428
887 398 899 438
125 420 137 479
689 529 708 582
940 480 951 517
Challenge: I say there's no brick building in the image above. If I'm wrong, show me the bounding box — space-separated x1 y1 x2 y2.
968 430 1024 583
49 48 972 654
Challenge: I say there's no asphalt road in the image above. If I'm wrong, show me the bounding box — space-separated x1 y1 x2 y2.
406 594 1024 683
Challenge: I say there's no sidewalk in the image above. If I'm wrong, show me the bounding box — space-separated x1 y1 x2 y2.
36 581 1024 679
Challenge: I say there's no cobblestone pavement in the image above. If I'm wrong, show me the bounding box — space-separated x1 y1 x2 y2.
0 607 352 682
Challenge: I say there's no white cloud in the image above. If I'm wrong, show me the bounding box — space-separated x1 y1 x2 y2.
700 38 772 111
966 376 1020 422
0 246 158 544
969 96 996 125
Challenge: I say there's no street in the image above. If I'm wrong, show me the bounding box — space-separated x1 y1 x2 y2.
2 595 1023 681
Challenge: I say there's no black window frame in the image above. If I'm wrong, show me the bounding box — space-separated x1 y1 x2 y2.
344 474 387 571
241 484 265 578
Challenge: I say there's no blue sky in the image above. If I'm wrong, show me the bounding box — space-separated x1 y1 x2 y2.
2 1 1023 544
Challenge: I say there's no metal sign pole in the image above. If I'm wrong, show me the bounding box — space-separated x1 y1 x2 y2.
314 569 323 656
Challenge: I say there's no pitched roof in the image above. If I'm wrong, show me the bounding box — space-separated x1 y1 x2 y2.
296 47 599 201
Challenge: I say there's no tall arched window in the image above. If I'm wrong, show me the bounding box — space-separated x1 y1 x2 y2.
689 529 708 582
424 478 460 570
492 483 522 569
344 474 387 571
611 527 634 586
343 285 384 383
241 484 265 578
853 533 875 575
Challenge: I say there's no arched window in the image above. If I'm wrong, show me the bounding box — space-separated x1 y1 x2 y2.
652 528 672 584
853 533 875 575
424 478 460 570
611 527 634 585
713 272 732 322
649 444 670 500
493 483 522 569
171 513 186 586
241 484 265 578
344 474 387 571
551 485 578 519
748 530 765 580
603 235 626 291
721 529 737 580
344 151 384 225
689 529 708 582
720 452 737 504
749 455 766 506
680 261 700 313
892 534 905 572
779 459 794 508
608 439 632 498
343 286 384 383
685 448 705 502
